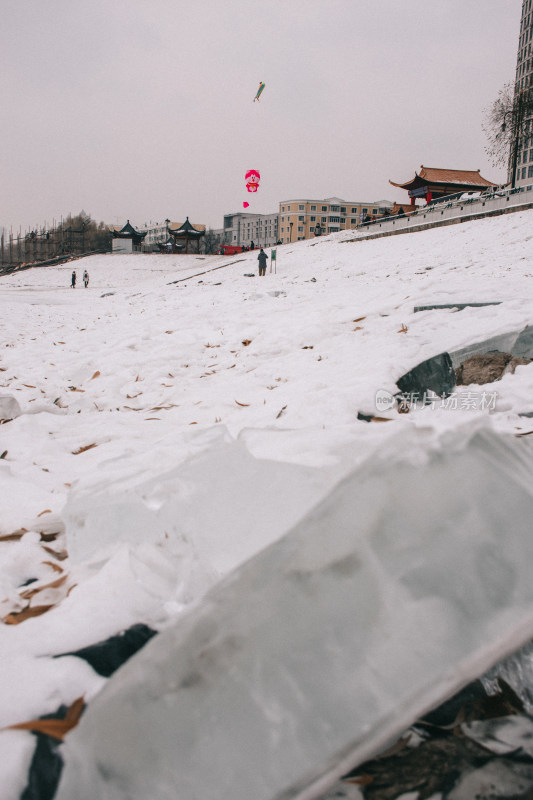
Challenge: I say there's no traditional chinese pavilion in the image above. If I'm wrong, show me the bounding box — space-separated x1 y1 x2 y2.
167 218 206 254
389 166 496 206
111 220 147 253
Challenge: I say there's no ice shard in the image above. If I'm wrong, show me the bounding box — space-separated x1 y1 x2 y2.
57 427 533 800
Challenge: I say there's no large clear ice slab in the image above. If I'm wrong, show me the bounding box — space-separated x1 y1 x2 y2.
57 427 533 800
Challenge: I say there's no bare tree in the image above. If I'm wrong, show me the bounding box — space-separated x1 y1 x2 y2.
202 228 222 254
484 82 533 188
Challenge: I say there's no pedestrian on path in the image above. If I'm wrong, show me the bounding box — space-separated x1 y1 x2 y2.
71 270 76 288
83 270 89 288
257 248 268 276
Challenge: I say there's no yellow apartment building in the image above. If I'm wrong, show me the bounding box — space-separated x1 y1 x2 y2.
278 196 393 243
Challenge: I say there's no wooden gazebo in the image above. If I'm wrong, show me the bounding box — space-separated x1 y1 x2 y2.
167 218 206 254
390 166 496 206
111 220 147 253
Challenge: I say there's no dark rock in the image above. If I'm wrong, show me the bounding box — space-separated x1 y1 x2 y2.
396 352 456 398
414 302 502 312
421 680 488 727
54 623 157 677
20 704 72 800
342 680 529 800
456 353 532 386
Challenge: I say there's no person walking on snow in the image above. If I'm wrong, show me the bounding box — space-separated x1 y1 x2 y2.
71 270 76 288
83 269 89 288
257 248 268 276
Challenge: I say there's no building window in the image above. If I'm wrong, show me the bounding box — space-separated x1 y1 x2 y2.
340 207 346 213
330 205 339 212
311 205 316 211
298 226 303 232
299 205 304 210
529 165 533 177
351 218 358 225
351 207 357 213
372 209 378 215
310 216 316 222
363 208 368 214
523 167 528 178
329 216 340 223
321 206 328 212
298 216 304 221
321 217 327 223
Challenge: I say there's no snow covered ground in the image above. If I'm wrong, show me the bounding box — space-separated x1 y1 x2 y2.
1 211 533 798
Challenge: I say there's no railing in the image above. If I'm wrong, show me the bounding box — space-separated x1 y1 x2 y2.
355 185 533 234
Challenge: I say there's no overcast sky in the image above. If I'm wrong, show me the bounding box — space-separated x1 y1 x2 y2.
0 0 523 233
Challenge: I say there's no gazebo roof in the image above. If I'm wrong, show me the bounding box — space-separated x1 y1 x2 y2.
390 166 496 192
168 218 206 238
112 220 147 239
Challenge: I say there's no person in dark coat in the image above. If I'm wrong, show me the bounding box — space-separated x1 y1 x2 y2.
257 248 268 276
71 270 76 288
83 269 89 288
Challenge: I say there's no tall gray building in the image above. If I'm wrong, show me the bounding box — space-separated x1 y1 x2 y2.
514 0 533 187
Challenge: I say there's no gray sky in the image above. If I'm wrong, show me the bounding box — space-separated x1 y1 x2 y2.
0 0 523 232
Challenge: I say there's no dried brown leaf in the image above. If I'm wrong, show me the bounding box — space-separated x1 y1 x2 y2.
41 545 68 561
0 529 27 542
0 451 7 460
19 573 68 600
235 400 250 407
276 405 288 419
242 339 252 346
37 509 52 518
90 371 100 380
345 774 374 786
3 604 55 624
22 384 36 388
5 695 85 741
72 443 98 455
398 324 408 333
42 560 64 574
39 531 61 542
353 316 366 322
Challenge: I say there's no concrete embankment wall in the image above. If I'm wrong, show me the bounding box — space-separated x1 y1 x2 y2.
348 186 533 242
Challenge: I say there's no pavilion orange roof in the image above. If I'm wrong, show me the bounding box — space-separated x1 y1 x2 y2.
390 166 496 190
